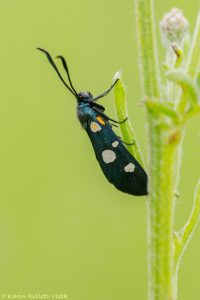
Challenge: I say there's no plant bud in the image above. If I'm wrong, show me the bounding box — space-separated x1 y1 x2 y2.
160 8 189 46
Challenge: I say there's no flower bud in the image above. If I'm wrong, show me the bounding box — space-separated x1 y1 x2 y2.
160 8 189 46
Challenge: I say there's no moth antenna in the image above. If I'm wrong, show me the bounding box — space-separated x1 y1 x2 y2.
56 55 78 97
37 48 76 97
92 79 119 101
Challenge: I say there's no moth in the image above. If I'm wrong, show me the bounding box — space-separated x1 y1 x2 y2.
38 48 148 196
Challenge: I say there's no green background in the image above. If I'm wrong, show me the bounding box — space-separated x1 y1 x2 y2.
0 0 200 299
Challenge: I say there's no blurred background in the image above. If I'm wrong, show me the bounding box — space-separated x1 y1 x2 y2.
0 0 200 299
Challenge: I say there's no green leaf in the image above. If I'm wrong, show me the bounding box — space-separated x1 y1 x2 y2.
113 72 145 168
145 98 179 123
166 69 199 108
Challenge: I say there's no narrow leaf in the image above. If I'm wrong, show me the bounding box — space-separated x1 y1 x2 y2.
166 69 199 108
113 72 144 168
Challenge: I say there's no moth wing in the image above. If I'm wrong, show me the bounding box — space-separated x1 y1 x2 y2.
86 118 148 196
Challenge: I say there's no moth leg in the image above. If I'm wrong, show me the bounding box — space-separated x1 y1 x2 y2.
108 116 128 124
117 136 135 146
121 140 135 146
93 107 128 124
97 111 128 124
109 123 119 128
92 107 109 121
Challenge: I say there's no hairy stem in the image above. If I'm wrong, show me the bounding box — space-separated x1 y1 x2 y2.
134 0 161 98
174 180 200 271
147 114 180 300
186 14 200 79
135 0 179 299
177 13 200 113
134 2 200 299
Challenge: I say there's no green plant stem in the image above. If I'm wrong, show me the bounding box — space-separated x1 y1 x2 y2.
135 1 179 299
134 0 161 98
176 13 200 113
174 180 200 270
147 114 180 300
172 180 200 299
186 14 200 79
134 2 200 299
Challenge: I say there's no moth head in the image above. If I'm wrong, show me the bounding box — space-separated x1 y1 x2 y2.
77 91 93 102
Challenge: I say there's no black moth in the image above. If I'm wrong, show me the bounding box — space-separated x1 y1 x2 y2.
38 48 148 196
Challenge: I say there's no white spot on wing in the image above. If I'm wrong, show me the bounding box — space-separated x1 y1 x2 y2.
102 150 116 164
124 163 135 173
112 141 119 148
90 121 101 132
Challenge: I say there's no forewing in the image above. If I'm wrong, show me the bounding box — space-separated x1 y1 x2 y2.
86 117 148 196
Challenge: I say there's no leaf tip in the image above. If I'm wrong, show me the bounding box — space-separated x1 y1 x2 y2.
113 71 122 82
